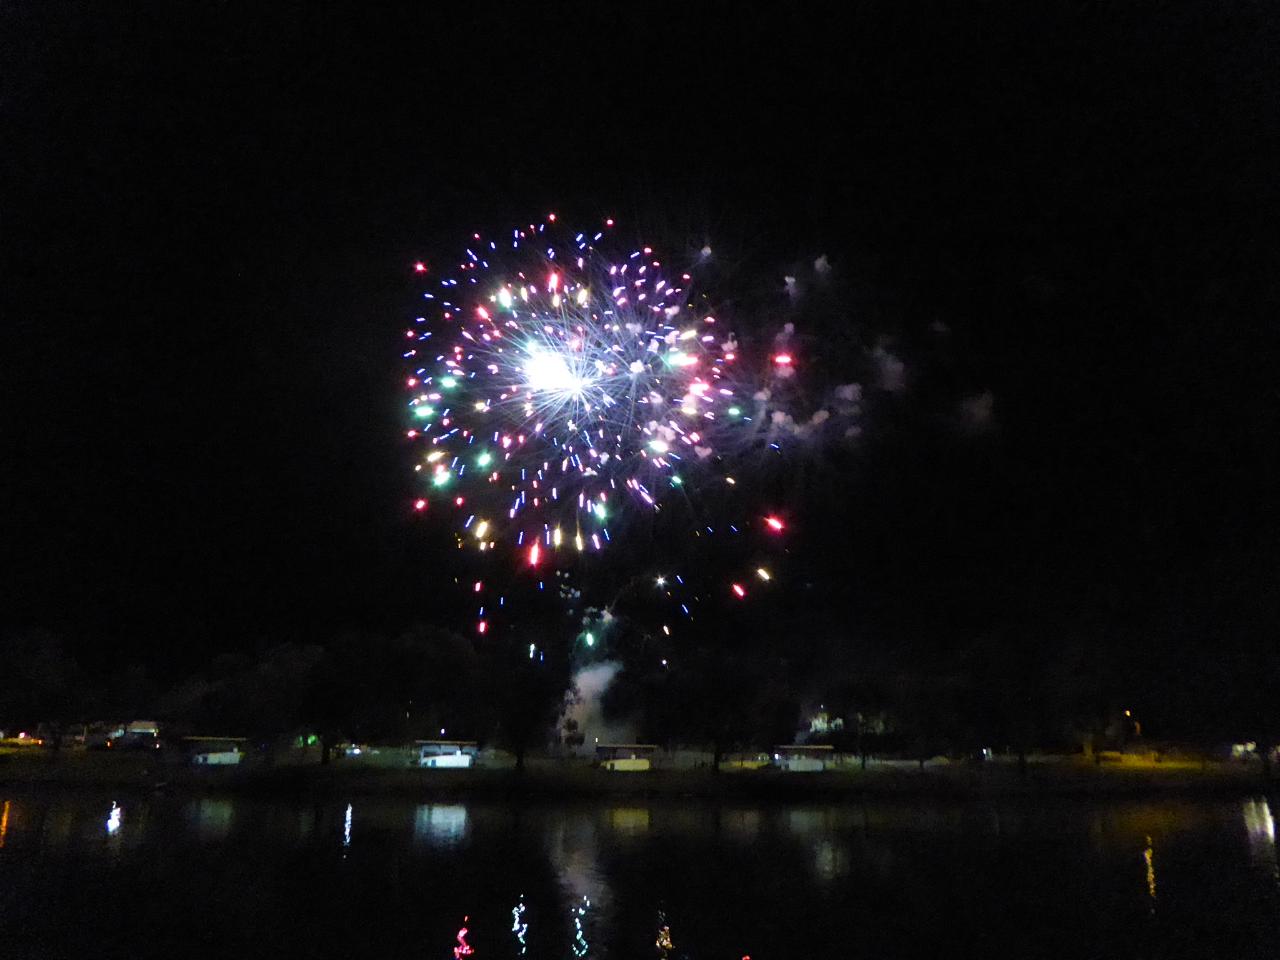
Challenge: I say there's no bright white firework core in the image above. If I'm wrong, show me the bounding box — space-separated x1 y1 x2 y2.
524 348 583 395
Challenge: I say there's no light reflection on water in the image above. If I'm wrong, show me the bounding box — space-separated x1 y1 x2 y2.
1243 798 1275 848
1243 798 1278 889
187 798 234 842
297 806 315 841
607 806 649 834
1143 834 1157 912
510 896 528 955
415 803 468 846
1 793 1280 959
720 807 761 842
570 895 591 958
546 809 611 953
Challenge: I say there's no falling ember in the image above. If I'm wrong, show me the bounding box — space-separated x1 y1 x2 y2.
732 583 746 598
413 499 427 511
413 261 427 273
765 516 785 532
773 353 793 365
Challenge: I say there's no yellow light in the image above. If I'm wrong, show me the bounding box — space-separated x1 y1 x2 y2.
473 520 489 539
756 568 771 581
553 527 563 547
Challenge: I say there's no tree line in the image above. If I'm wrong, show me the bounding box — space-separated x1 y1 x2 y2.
4 614 1277 771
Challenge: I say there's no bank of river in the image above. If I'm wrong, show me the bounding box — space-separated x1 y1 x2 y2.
1 751 1273 802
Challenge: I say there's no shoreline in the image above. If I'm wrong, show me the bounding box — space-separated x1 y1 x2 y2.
2 754 1276 803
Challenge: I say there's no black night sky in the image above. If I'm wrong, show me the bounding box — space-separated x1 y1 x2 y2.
6 2 1279 710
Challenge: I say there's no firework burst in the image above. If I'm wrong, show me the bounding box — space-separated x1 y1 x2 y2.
405 215 811 636
408 220 756 544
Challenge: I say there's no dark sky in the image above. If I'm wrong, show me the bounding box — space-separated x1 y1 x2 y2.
5 2 1278 680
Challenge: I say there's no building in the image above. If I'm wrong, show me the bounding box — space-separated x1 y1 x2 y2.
416 740 478 768
594 744 658 771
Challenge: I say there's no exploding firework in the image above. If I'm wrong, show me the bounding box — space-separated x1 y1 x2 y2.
405 215 800 633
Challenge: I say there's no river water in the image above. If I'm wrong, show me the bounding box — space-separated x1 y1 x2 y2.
1 792 1277 958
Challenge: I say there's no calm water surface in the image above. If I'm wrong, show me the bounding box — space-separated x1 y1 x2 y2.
1 791 1278 959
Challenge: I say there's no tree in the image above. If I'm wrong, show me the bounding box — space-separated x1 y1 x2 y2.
480 628 573 772
0 630 82 750
93 665 157 722
234 643 325 756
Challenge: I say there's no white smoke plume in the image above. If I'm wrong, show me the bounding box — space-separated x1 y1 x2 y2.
960 390 995 432
563 661 634 753
872 345 906 392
